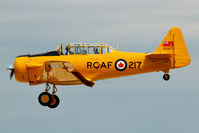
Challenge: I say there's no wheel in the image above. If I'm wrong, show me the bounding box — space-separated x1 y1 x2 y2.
48 95 60 109
38 92 52 106
163 74 170 81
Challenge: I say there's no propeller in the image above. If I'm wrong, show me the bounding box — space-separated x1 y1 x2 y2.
7 65 14 80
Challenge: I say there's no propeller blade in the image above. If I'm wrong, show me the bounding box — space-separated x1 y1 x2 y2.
10 69 14 80
7 65 14 80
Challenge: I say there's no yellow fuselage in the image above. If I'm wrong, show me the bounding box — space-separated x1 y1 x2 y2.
14 50 171 85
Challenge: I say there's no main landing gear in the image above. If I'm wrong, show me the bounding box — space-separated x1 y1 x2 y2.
38 83 60 108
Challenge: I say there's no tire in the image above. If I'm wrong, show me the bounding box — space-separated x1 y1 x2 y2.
38 92 52 106
48 95 60 109
163 74 170 81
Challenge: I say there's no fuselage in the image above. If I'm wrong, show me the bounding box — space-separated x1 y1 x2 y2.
14 50 171 85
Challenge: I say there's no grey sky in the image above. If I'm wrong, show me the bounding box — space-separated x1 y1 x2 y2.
0 0 199 133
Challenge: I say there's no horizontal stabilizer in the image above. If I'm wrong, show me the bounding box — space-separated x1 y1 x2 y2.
146 53 172 59
145 53 172 69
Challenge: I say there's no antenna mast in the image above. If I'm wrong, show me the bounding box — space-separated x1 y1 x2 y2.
116 40 119 50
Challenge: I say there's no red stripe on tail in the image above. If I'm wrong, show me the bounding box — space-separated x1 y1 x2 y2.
163 41 174 47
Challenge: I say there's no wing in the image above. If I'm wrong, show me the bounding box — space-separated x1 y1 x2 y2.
40 61 94 87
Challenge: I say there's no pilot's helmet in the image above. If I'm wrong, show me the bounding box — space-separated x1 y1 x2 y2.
65 45 69 51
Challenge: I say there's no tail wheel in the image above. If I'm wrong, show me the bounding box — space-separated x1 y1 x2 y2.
163 74 170 81
48 95 60 108
38 92 52 106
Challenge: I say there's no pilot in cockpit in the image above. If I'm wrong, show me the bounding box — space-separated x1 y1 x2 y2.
93 47 99 54
65 45 69 55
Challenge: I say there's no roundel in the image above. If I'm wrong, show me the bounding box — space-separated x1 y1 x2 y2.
115 59 127 71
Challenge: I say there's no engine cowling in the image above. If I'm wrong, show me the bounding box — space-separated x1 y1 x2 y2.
14 57 29 83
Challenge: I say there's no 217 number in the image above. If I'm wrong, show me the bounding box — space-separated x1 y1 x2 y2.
129 61 142 69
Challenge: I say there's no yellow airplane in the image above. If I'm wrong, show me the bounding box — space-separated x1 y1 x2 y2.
7 27 191 108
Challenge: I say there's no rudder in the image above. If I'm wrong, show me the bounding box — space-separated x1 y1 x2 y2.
154 27 191 68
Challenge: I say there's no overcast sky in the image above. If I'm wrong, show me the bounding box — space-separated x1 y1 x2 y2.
0 0 199 133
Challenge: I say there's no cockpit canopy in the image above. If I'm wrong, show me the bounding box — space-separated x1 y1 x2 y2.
56 43 115 55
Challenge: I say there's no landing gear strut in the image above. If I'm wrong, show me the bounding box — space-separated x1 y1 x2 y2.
48 85 60 109
38 83 60 108
163 73 170 81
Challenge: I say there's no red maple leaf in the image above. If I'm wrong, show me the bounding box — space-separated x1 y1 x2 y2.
118 62 124 67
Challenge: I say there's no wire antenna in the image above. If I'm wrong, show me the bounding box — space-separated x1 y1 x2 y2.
145 32 167 53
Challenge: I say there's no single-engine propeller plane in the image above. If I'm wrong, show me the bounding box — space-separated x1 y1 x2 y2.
7 27 191 108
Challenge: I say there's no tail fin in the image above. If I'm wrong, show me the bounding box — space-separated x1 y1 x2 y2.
154 27 191 68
